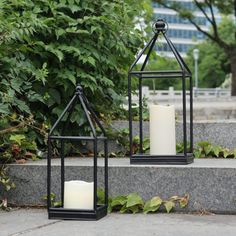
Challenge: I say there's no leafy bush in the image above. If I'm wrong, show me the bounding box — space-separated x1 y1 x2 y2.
0 0 151 159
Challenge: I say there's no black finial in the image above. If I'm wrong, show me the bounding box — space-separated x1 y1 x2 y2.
75 84 83 95
152 19 168 34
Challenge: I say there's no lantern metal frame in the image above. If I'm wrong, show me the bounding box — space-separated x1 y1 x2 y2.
128 19 194 165
47 84 108 220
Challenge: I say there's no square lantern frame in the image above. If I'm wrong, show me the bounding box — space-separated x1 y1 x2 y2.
47 85 108 220
128 19 194 165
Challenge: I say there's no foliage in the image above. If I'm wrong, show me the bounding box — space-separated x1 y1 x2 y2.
43 193 61 208
107 129 236 159
111 128 150 156
44 190 189 214
0 0 151 156
0 115 45 164
0 165 16 211
155 0 236 95
194 141 236 159
186 18 232 88
97 190 189 214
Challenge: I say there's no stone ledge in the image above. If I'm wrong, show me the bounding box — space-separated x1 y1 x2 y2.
2 158 236 214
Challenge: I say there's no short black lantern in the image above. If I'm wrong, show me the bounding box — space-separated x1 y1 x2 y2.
47 84 108 220
128 19 193 165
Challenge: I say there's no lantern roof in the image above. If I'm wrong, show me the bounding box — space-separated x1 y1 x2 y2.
49 85 106 139
129 19 191 78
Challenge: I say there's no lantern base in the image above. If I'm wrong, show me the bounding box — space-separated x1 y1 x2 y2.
48 205 107 220
130 153 194 165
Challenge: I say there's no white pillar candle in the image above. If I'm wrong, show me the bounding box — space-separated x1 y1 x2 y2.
64 180 94 210
149 105 176 155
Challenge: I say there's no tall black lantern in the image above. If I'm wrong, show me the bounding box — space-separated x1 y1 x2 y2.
128 19 193 165
47 85 108 220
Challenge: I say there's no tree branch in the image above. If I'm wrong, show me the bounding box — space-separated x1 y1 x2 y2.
205 0 219 39
234 0 236 40
0 123 25 135
193 0 213 25
155 0 231 50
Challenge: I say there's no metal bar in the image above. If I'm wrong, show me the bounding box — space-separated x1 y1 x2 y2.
49 136 99 140
93 139 98 211
141 75 185 79
137 34 158 154
104 139 108 207
130 70 184 75
47 138 52 210
128 74 133 157
182 72 187 156
49 94 77 135
173 39 192 75
78 95 97 137
189 76 193 153
60 140 65 207
129 34 157 72
140 34 158 71
82 94 106 135
62 96 79 135
138 77 143 154
163 33 185 71
165 34 192 75
132 154 186 158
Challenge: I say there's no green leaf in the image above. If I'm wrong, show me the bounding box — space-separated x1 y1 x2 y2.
179 194 189 208
193 149 202 158
126 192 143 208
14 99 31 114
197 141 211 148
164 201 175 213
143 196 162 214
212 145 221 157
150 196 162 207
55 28 65 39
233 148 236 158
111 195 127 208
223 149 230 158
45 45 64 62
10 134 26 145
0 104 10 114
49 88 61 104
97 188 105 205
204 145 212 156
87 56 96 66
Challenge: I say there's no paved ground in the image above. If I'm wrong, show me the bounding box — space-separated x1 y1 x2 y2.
1 209 236 236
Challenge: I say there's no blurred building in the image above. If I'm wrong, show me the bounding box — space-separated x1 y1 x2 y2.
152 0 219 57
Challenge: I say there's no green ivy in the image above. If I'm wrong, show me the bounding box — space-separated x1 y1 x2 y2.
0 165 16 211
107 192 189 214
45 190 189 214
194 141 236 159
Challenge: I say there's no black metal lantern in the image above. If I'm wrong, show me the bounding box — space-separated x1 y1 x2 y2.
128 19 193 165
47 84 108 220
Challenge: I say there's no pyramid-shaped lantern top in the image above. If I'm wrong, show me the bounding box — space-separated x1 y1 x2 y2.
49 84 106 139
129 19 192 78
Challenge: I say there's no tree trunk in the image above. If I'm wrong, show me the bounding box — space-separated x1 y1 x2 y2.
230 54 236 96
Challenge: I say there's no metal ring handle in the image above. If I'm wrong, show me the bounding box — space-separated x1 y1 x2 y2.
152 18 168 34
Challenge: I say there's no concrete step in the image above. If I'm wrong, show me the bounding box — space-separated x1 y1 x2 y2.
110 120 236 150
2 158 236 214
